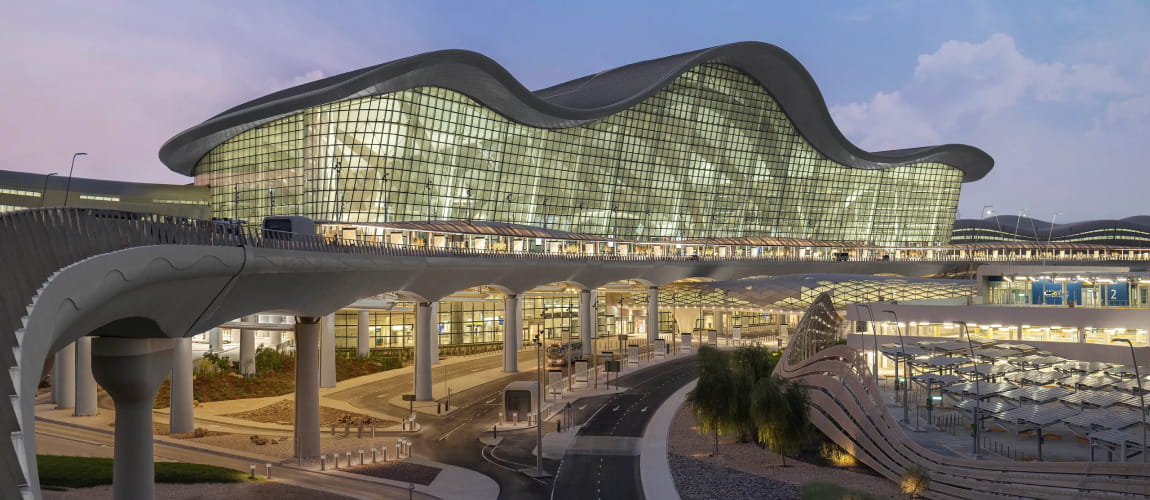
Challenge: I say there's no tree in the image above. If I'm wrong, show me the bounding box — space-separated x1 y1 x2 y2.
729 346 779 441
686 346 734 455
901 464 930 499
750 374 812 466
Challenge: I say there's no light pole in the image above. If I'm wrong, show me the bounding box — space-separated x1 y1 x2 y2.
62 152 87 207
1013 208 1027 240
1113 338 1146 463
856 304 880 388
955 321 981 458
534 329 544 475
883 309 910 424
1044 211 1063 267
982 204 1002 233
40 172 58 207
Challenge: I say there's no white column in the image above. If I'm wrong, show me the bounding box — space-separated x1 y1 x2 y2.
320 313 336 388
647 286 660 343
515 294 524 351
90 337 177 500
580 289 594 340
169 337 195 434
208 327 221 353
357 310 371 357
74 337 97 416
414 302 433 401
503 294 519 373
239 312 255 377
55 342 75 409
294 317 321 458
430 301 440 365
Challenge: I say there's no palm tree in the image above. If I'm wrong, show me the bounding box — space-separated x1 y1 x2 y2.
750 374 812 467
687 346 733 455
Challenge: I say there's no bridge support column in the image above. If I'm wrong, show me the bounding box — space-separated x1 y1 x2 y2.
580 289 594 341
91 337 177 500
208 327 221 353
357 310 371 357
294 317 321 458
170 337 194 434
240 315 256 377
320 314 336 388
414 302 433 401
647 286 660 343
430 301 440 365
55 342 75 409
503 294 519 373
74 337 98 416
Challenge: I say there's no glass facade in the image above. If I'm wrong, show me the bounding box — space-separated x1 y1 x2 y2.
195 64 962 245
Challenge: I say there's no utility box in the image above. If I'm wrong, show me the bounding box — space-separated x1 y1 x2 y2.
502 381 538 423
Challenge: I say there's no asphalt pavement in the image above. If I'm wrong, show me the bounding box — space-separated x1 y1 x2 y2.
550 355 698 500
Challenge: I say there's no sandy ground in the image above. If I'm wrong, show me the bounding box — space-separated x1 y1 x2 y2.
42 481 357 500
668 404 903 499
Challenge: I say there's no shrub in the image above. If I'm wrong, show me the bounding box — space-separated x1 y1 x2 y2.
819 442 857 467
255 345 293 373
900 465 930 499
201 352 232 374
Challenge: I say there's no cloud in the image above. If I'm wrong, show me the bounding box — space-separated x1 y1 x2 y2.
829 33 1150 221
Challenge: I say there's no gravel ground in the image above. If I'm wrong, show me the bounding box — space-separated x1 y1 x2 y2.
670 454 800 500
223 400 393 427
668 404 901 499
43 481 357 500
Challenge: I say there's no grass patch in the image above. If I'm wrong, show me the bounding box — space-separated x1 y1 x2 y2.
801 481 884 500
37 455 253 488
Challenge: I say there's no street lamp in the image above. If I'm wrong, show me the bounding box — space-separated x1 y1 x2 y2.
534 329 544 475
62 152 87 207
1043 211 1063 267
982 204 1003 233
1113 338 1146 463
856 304 880 388
883 310 910 424
40 172 58 208
955 321 981 458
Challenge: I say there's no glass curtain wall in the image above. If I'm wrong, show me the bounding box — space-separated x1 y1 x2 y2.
195 64 963 245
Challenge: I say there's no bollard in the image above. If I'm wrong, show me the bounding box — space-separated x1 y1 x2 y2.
493 424 498 440
359 449 364 466
372 447 378 463
333 453 339 469
402 419 407 431
383 445 389 461
437 402 441 414
372 423 376 438
265 463 272 479
346 451 352 467
249 464 256 479
321 454 327 471
358 424 363 439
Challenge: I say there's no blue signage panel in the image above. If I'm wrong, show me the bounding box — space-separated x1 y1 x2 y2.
1104 283 1130 306
1031 280 1063 305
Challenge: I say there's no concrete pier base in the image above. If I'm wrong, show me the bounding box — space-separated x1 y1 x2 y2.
90 337 178 500
55 342 75 409
295 317 321 457
74 337 98 416
170 337 195 434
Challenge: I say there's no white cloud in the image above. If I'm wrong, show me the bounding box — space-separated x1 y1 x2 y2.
829 33 1150 221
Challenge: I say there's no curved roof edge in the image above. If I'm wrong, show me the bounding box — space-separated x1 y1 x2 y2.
954 216 1150 240
159 41 994 181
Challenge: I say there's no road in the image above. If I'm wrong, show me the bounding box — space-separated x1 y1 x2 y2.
34 419 431 500
550 355 697 500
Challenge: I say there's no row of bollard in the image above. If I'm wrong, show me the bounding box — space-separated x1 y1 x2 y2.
329 423 380 438
249 463 272 479
317 438 414 471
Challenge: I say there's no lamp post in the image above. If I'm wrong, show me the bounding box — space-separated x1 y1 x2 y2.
982 204 1002 233
856 304 880 388
40 172 58 207
955 321 981 458
534 329 544 475
883 310 910 424
1013 208 1027 240
1113 338 1146 462
1044 211 1063 267
62 152 87 207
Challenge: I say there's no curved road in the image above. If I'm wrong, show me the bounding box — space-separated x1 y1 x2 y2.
551 355 697 500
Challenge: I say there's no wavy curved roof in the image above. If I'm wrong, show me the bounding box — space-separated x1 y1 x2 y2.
953 216 1150 245
159 41 994 181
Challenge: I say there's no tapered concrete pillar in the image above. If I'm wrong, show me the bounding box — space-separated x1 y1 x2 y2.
579 289 594 340
55 342 75 409
430 301 440 365
320 313 337 388
74 337 98 416
647 286 660 342
269 330 282 347
239 329 255 376
503 294 519 373
414 302 433 401
90 337 177 500
208 327 221 353
50 359 58 404
294 317 321 458
514 294 524 350
357 310 371 357
169 337 194 434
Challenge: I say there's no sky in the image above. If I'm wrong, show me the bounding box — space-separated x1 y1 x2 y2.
2 0 1148 222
